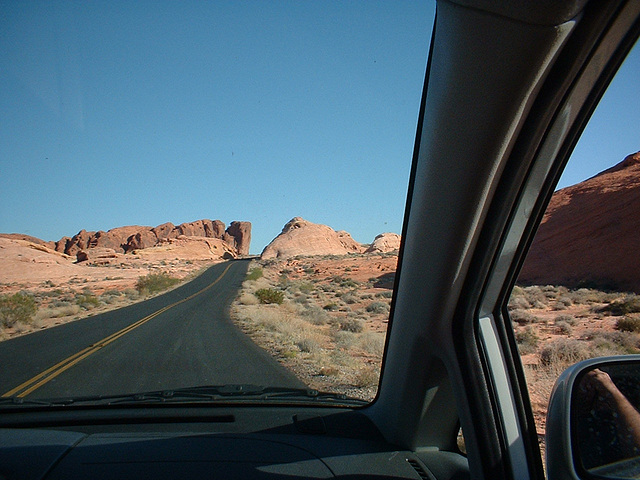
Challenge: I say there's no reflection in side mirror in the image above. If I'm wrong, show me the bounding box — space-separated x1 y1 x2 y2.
573 364 640 478
547 356 640 480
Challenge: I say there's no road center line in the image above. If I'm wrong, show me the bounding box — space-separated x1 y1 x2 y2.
2 262 235 398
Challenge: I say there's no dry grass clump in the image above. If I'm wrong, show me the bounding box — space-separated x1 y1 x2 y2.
357 331 385 355
602 295 640 316
515 326 539 355
230 257 393 400
339 317 364 333
616 314 640 332
510 309 540 325
539 338 591 366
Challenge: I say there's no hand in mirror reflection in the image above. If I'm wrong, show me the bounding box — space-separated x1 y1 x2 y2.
575 367 640 471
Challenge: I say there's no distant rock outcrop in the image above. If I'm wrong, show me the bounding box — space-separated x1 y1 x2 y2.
365 233 401 253
0 233 50 246
223 221 252 256
261 217 364 259
76 247 122 265
519 151 640 293
52 219 251 261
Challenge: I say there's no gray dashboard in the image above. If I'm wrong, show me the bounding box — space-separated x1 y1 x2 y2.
0 406 469 480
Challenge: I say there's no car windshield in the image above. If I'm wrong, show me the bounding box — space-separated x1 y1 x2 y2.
0 2 433 405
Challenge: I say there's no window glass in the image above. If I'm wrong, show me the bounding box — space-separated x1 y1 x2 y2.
513 43 640 450
0 2 433 404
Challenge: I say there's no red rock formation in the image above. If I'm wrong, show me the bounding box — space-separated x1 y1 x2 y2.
53 219 251 259
90 226 145 252
76 247 121 265
206 220 226 238
54 237 72 254
0 233 48 245
261 217 364 259
223 221 251 256
365 233 401 253
151 222 176 241
65 230 93 256
176 220 206 237
519 151 640 293
126 230 158 251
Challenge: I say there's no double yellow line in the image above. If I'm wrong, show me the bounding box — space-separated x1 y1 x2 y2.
3 262 234 398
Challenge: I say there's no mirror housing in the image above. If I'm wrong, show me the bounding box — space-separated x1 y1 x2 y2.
547 355 640 480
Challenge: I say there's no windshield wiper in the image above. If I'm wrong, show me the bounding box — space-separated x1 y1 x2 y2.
0 396 73 407
28 385 368 407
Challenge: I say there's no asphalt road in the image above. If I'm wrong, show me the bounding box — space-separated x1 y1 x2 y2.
0 260 305 399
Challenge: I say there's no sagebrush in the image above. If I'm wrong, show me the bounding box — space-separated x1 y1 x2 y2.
0 292 37 327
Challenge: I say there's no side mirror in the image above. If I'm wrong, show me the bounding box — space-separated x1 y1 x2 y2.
546 355 640 480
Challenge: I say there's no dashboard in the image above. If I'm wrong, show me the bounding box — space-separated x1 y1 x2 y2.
0 406 469 479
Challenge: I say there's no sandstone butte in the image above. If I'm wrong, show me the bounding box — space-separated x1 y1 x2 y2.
365 233 402 254
260 217 400 259
0 219 251 266
46 219 251 260
519 151 640 293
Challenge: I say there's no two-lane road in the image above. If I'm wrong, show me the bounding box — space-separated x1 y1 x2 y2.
0 260 304 399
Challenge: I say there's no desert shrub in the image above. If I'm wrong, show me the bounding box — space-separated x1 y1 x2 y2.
136 272 180 295
554 314 576 326
617 315 640 333
37 304 81 319
602 295 640 316
124 288 140 300
238 293 259 305
76 294 100 310
375 291 393 299
570 288 616 305
366 301 389 314
0 292 37 327
331 276 359 288
358 331 385 355
323 303 339 311
515 326 539 355
523 286 548 308
354 366 379 387
555 321 573 335
539 339 591 367
587 331 640 355
334 330 356 349
301 306 331 325
246 268 263 281
342 294 359 304
293 294 308 304
509 295 531 310
254 288 284 305
297 282 314 294
102 289 122 298
510 309 539 325
296 338 319 353
554 296 573 310
339 317 364 333
338 317 364 333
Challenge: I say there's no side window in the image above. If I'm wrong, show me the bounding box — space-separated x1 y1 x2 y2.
513 43 640 450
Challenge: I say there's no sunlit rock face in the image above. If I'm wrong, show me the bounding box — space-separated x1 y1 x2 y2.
261 217 364 259
519 151 640 293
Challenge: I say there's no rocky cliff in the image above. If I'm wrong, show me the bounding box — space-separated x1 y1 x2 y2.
365 233 401 254
519 151 640 292
49 219 251 261
261 217 364 259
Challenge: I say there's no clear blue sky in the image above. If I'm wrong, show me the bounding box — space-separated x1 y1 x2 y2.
1 2 638 254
